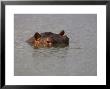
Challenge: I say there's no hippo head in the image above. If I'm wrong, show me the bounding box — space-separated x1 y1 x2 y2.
27 30 69 48
34 32 54 48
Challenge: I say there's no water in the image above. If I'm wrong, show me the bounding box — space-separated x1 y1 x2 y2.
14 14 97 76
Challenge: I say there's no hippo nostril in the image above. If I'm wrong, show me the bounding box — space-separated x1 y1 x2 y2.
47 41 50 43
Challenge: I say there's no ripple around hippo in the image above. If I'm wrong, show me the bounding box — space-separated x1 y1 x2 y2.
26 30 69 48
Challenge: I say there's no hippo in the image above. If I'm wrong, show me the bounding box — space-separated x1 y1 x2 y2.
26 30 69 48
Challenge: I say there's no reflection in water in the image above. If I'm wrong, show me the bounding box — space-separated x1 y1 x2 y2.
29 44 83 76
32 45 82 60
32 47 69 58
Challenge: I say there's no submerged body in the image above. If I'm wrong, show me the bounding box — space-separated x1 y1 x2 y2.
26 30 69 48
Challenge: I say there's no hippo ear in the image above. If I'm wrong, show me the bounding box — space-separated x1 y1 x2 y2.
34 32 41 40
59 30 65 36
